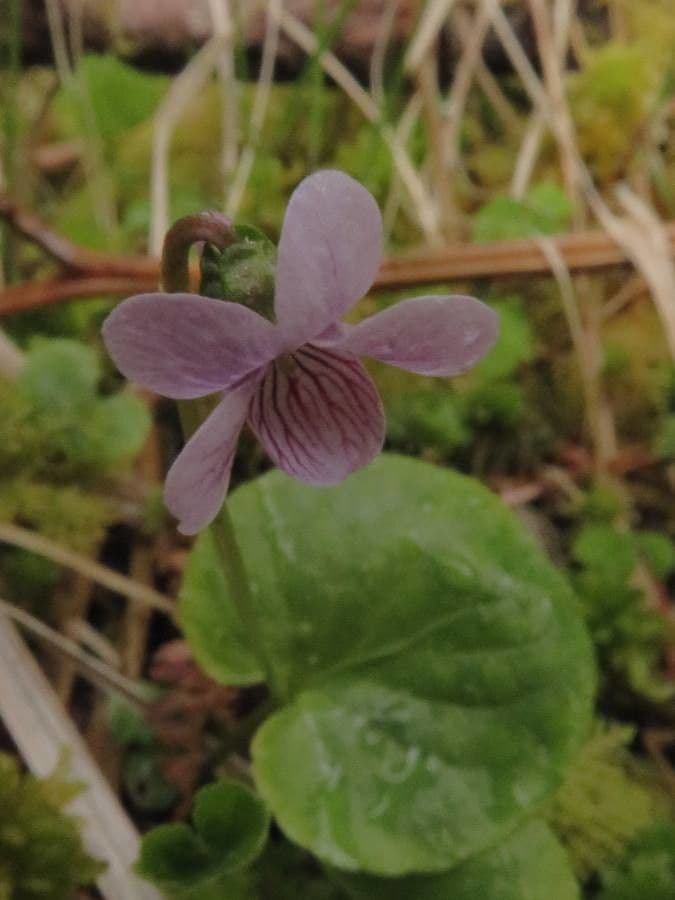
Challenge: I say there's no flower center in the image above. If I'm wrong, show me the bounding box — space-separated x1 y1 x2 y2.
276 354 298 376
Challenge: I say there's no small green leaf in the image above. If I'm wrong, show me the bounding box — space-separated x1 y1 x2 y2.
76 394 151 468
19 339 99 414
137 780 269 891
138 824 210 883
634 531 675 580
54 55 168 147
123 750 178 813
472 183 573 242
106 693 155 747
572 525 637 584
338 820 579 900
598 823 675 900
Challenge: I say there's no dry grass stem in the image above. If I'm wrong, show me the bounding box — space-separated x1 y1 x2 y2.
0 598 147 704
528 0 583 216
611 184 675 361
277 9 441 243
226 0 282 217
54 573 96 703
600 274 648 322
65 617 122 668
536 237 616 469
150 37 223 255
0 521 175 616
208 0 239 198
0 616 164 900
0 326 24 378
451 4 519 132
405 0 457 73
44 0 117 235
443 2 493 175
370 0 400 107
417 57 455 233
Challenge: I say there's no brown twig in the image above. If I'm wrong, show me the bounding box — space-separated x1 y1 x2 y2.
2 195 675 314
0 195 156 277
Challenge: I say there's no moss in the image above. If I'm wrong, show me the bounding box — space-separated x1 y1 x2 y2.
0 754 103 899
548 724 667 881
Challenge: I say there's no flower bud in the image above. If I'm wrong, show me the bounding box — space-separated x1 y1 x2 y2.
200 224 276 321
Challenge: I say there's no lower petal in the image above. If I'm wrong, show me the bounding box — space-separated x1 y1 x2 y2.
248 346 385 486
164 375 261 534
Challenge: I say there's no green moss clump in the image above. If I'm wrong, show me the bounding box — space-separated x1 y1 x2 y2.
0 480 114 555
569 43 661 182
548 724 667 881
0 754 103 899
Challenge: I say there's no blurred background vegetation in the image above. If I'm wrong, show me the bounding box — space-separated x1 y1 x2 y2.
2 1 675 897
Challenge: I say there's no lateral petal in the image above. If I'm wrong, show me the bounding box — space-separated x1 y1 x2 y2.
164 375 261 534
329 294 499 376
102 292 278 399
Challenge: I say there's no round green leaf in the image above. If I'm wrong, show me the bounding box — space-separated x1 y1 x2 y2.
137 780 269 891
338 820 580 900
79 394 151 468
20 339 100 414
183 455 595 875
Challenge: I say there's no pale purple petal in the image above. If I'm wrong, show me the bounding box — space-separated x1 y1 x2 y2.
164 374 262 534
328 294 499 376
102 293 278 399
274 170 383 350
248 345 385 486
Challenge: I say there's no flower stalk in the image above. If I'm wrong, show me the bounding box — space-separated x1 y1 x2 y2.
163 214 280 700
160 211 237 292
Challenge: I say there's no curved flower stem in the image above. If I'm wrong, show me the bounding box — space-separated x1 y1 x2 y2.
165 215 282 701
160 211 237 291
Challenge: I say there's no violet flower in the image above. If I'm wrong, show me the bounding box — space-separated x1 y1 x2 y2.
102 170 498 534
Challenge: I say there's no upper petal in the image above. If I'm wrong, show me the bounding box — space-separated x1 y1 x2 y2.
102 292 278 399
164 374 261 534
328 294 499 376
274 170 383 350
248 345 385 486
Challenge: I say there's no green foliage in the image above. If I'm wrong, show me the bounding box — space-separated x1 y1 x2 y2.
137 780 270 896
52 54 168 155
254 839 349 900
0 549 59 608
182 455 594 876
123 750 179 814
472 183 574 242
106 692 155 747
654 413 675 458
385 386 470 455
548 723 663 880
338 820 579 900
471 299 536 381
0 753 103 898
383 298 537 459
571 523 675 702
0 338 149 557
0 339 149 481
569 43 661 181
0 480 114 554
597 823 675 900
